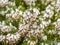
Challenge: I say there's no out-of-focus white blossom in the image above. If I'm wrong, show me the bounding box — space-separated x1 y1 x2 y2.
58 31 60 35
8 1 15 6
57 42 60 45
0 0 9 7
0 35 5 42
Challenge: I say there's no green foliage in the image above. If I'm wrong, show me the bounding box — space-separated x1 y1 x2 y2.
0 15 5 21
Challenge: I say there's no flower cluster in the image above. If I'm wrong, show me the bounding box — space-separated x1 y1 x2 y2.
0 0 15 7
43 5 54 19
0 0 60 45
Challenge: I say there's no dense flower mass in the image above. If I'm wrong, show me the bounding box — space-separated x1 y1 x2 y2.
0 0 60 45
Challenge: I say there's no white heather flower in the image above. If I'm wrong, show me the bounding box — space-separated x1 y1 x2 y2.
15 8 23 15
1 26 12 33
43 5 54 18
32 22 37 28
15 33 20 39
23 8 40 23
43 12 49 18
35 29 40 33
12 13 19 20
19 24 29 31
34 29 41 37
33 8 40 20
42 35 47 41
56 18 60 30
6 33 20 43
41 19 51 27
6 8 22 21
11 9 20 20
0 22 15 33
33 8 40 15
19 24 24 30
23 10 32 19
